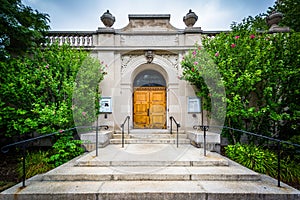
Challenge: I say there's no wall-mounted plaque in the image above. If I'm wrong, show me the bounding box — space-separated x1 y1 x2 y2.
99 97 112 113
187 97 201 113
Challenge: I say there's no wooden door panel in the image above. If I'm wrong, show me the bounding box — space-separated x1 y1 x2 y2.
133 87 166 129
134 91 149 102
150 91 166 102
150 104 165 113
134 103 148 113
150 115 166 128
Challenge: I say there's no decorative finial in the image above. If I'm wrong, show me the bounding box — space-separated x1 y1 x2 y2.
100 10 115 28
183 9 198 27
266 11 290 33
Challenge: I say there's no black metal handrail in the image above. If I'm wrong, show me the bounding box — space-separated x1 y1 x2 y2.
170 116 180 148
193 125 209 156
1 125 108 188
193 124 300 187
120 116 130 148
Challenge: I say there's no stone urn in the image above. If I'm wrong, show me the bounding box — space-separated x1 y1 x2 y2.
101 10 115 28
266 11 283 28
183 9 198 27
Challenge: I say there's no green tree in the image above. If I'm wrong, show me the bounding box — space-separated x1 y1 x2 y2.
0 0 50 60
231 0 300 33
0 44 106 138
274 0 300 32
181 30 300 143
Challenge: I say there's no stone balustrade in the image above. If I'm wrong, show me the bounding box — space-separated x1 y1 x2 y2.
46 31 94 47
45 30 225 48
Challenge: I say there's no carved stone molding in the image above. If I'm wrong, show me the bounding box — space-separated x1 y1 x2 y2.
121 55 141 73
121 54 179 74
160 54 179 70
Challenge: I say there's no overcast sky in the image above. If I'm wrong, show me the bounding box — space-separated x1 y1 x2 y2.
22 0 276 31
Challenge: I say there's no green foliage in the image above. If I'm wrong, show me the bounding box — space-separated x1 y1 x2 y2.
231 13 269 32
0 0 50 60
17 150 54 179
72 54 106 129
182 29 300 143
274 0 300 32
231 0 300 32
47 132 85 167
0 43 106 137
225 143 300 184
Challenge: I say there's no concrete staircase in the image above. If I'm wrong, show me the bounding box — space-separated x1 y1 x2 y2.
1 144 299 200
110 129 190 145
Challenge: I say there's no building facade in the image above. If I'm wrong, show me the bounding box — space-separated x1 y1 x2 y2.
48 10 218 132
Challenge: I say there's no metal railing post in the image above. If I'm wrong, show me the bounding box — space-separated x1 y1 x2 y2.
198 125 208 157
128 117 130 135
120 116 130 148
277 142 281 187
203 127 206 157
176 125 179 148
21 145 26 188
96 116 99 157
170 116 180 148
122 124 124 148
170 117 173 134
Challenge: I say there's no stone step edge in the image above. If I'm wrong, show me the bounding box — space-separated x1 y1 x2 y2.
3 177 299 200
110 139 191 142
42 173 260 182
74 160 229 167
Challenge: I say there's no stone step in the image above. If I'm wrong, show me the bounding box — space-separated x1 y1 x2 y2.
112 133 187 139
2 144 299 200
109 138 191 144
41 166 260 182
115 129 185 135
74 160 228 167
3 178 299 200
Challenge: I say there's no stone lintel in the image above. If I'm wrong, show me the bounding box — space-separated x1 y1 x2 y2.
129 14 170 20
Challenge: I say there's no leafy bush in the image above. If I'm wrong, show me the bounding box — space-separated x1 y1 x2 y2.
0 43 106 138
17 150 54 179
225 143 300 184
181 30 300 143
47 132 85 167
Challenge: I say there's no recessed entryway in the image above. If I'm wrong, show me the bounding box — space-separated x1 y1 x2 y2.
133 70 166 129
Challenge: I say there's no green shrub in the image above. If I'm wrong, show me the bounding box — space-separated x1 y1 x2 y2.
225 143 300 184
17 150 54 179
47 132 85 167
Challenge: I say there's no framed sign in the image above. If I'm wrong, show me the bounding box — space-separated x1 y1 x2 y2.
187 97 201 113
99 97 112 113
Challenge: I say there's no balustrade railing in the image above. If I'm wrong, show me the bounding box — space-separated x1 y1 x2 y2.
45 31 94 47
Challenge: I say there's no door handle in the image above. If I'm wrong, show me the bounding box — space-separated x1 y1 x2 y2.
147 108 150 116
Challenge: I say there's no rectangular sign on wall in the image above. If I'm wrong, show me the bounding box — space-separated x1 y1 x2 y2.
187 97 201 113
99 97 112 113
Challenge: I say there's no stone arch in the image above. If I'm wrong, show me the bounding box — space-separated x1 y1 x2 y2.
121 54 178 87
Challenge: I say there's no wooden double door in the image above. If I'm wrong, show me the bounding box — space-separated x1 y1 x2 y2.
133 87 166 129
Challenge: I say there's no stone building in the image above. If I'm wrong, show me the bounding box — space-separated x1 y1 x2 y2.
47 10 219 133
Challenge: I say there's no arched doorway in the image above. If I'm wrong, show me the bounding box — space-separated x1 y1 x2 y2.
133 70 166 129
